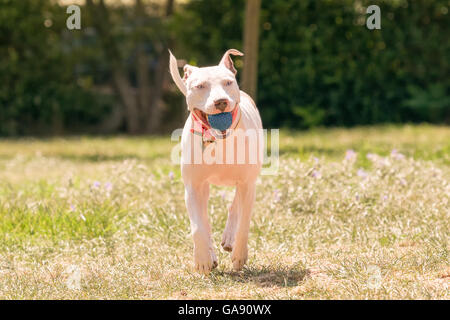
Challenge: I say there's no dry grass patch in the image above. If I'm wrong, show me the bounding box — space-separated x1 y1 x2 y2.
0 125 448 299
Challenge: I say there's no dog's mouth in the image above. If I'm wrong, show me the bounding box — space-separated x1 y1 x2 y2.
194 109 208 123
194 108 234 132
194 106 234 120
194 109 229 121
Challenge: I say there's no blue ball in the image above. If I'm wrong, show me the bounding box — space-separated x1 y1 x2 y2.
207 112 233 131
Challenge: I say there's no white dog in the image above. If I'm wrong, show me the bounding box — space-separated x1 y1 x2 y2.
169 49 262 274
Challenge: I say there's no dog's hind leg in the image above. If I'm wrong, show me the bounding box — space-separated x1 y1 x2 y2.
231 182 256 271
221 189 239 252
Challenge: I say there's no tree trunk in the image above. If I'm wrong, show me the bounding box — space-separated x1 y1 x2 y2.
143 0 175 134
86 0 140 134
86 0 175 134
241 0 261 100
135 0 152 131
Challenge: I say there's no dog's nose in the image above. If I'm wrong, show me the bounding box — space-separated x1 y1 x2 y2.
214 99 229 112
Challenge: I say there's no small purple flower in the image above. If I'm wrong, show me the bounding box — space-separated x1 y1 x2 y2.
383 195 388 201
273 189 281 202
311 170 322 178
92 181 101 189
357 168 368 179
355 194 360 201
220 191 227 200
168 171 174 180
104 182 113 191
391 149 405 160
366 153 377 161
345 149 357 161
313 157 319 164
70 204 76 212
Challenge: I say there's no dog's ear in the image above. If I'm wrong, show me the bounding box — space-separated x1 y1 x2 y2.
183 64 197 84
168 50 187 96
219 49 244 75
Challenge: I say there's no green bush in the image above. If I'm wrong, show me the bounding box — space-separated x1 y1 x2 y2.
0 0 110 136
174 0 449 128
0 0 448 135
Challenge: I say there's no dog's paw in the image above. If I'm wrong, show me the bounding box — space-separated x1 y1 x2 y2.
211 248 218 269
194 246 217 275
221 232 234 252
231 247 248 271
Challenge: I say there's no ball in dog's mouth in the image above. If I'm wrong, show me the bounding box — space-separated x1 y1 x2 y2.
207 112 233 131
195 109 233 132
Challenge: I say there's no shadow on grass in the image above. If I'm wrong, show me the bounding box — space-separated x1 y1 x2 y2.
278 145 343 158
58 154 140 162
218 265 309 287
51 153 166 162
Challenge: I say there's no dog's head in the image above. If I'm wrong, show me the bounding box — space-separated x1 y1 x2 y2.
169 49 243 116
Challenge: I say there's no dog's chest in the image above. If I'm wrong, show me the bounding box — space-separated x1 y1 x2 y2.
205 163 260 186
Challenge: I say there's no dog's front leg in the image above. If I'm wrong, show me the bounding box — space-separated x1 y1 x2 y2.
185 182 217 274
231 182 256 271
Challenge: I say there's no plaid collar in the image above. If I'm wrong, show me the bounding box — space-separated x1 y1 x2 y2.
190 104 241 143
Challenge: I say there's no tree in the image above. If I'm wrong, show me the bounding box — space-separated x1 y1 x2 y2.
241 0 261 100
85 0 175 134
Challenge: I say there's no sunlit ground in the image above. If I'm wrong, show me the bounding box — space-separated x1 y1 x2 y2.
0 125 448 299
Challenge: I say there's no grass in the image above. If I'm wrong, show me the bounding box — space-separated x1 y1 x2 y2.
0 124 448 299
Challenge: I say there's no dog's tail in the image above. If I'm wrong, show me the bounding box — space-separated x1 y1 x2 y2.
168 50 187 96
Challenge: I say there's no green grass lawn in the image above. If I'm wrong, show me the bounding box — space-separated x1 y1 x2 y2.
0 125 448 299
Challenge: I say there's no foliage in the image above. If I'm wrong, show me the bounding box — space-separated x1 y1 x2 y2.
0 0 111 135
0 0 448 135
174 0 450 128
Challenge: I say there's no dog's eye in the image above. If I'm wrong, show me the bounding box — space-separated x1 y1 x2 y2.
225 80 233 86
195 84 205 89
